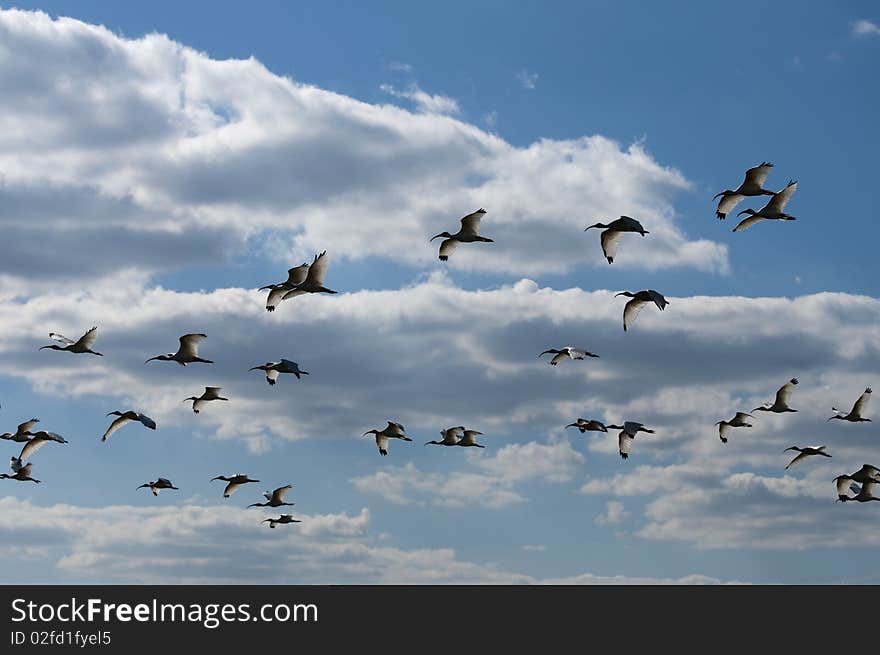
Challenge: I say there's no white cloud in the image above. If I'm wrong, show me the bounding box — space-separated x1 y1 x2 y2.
379 83 460 115
0 497 735 583
595 500 628 526
516 69 539 89
0 8 726 281
852 19 880 36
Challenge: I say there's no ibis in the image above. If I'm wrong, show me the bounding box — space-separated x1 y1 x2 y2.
281 251 338 299
263 514 302 528
183 387 228 414
145 333 213 366
430 208 494 261
102 411 157 442
715 412 754 444
615 289 669 332
732 181 798 232
248 484 294 508
784 446 831 469
260 263 308 312
584 216 648 264
753 378 799 413
539 347 599 366
829 388 872 423
212 474 260 498
39 326 102 356
249 359 309 385
713 162 775 219
425 426 464 446
137 477 178 496
363 421 412 456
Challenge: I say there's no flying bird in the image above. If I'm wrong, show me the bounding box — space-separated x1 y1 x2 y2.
137 477 178 496
839 480 880 503
430 208 494 261
584 216 649 264
248 484 294 508
145 333 213 366
753 378 799 413
715 412 754 444
538 347 599 366
183 387 228 414
281 251 338 299
1 418 40 442
457 429 486 448
829 388 872 423
260 263 308 312
0 459 40 483
212 474 260 498
713 162 775 219
263 514 302 528
611 421 655 460
565 419 610 434
425 426 464 446
102 411 157 442
615 289 669 332
249 359 309 385
833 465 880 501
39 326 102 356
784 446 831 469
363 421 412 456
16 431 68 461
732 180 798 232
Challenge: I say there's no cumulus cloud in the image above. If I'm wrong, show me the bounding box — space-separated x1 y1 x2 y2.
0 498 733 583
0 8 726 284
595 500 628 526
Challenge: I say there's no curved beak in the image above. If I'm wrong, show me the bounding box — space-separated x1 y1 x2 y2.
429 233 445 242
249 366 261 371
736 209 751 217
144 356 159 364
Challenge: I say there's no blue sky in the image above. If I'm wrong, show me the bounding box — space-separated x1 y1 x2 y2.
0 2 878 584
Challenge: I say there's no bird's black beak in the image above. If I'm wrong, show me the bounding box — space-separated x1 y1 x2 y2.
429 233 444 242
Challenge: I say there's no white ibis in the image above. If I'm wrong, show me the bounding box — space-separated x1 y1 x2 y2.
584 216 649 264
715 412 754 444
17 431 68 461
565 419 610 433
249 359 309 385
840 480 880 503
732 180 798 232
430 208 494 261
263 514 302 528
248 484 294 508
137 477 178 496
1 418 39 442
753 378 799 413
611 422 654 460
145 333 213 365
183 387 228 414
363 421 412 456
784 446 831 469
39 326 102 356
457 429 485 448
713 162 775 219
102 411 157 442
539 347 599 366
0 459 40 483
425 426 464 446
829 388 872 423
615 289 669 332
834 465 880 501
212 473 260 498
281 251 338 299
260 262 308 312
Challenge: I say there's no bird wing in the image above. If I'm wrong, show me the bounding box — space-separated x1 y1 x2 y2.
438 238 459 260
304 251 329 286
459 209 485 236
156 477 173 486
266 369 280 383
718 422 731 441
271 485 292 503
74 326 99 350
619 432 633 457
551 352 567 366
600 229 622 263
623 421 643 436
266 287 290 309
716 193 744 217
16 418 39 435
19 462 33 476
18 436 49 461
281 287 308 301
785 451 810 470
178 333 206 357
386 421 406 436
852 389 872 417
775 379 797 407
48 333 75 345
623 298 647 331
136 414 157 430
742 162 773 189
733 412 752 423
224 481 243 497
836 477 852 496
567 348 587 359
766 181 797 213
279 359 301 372
862 480 876 497
286 264 310 285
732 214 765 232
376 434 389 454
102 414 131 441
203 387 223 399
